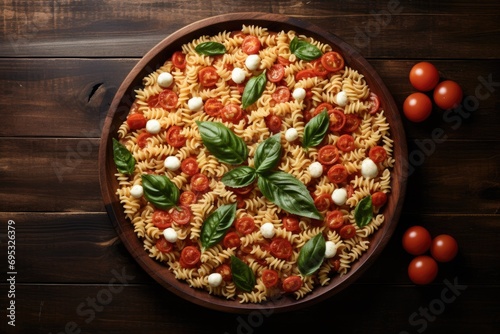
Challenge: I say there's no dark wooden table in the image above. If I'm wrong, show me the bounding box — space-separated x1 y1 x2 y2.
1 1 499 333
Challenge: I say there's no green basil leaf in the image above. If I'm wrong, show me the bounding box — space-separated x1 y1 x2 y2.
141 174 179 210
289 37 323 61
254 134 282 174
242 70 267 109
355 195 373 227
298 233 326 276
200 203 237 252
195 41 226 56
302 110 329 149
112 138 135 174
221 166 256 188
257 171 322 220
230 255 256 292
196 121 248 165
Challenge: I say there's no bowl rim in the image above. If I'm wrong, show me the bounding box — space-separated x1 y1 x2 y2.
98 12 408 314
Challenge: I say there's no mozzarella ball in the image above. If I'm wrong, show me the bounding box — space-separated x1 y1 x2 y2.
260 222 276 239
157 72 173 88
308 162 324 178
324 241 338 258
285 128 299 142
130 185 144 198
208 273 223 287
245 54 261 71
188 97 203 111
292 87 306 100
231 67 246 84
331 188 348 206
361 158 379 178
164 156 181 171
146 119 161 134
335 90 348 107
163 228 178 243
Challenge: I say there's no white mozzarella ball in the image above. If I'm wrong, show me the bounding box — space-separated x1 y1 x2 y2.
285 128 299 142
335 90 348 107
331 188 348 206
324 241 338 258
157 72 173 88
245 54 261 71
231 67 246 84
208 273 223 287
164 156 181 171
163 228 178 243
292 87 306 101
260 222 276 239
308 162 324 178
361 158 379 178
130 185 144 198
146 119 161 134
188 97 203 111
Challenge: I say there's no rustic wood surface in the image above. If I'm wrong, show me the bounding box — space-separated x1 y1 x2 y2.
1 0 499 333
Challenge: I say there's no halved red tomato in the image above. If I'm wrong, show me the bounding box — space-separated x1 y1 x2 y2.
180 246 201 268
223 232 241 249
198 66 219 87
368 92 380 114
272 86 290 103
314 193 332 211
326 210 345 230
152 209 173 229
137 132 152 148
339 224 356 239
321 51 344 72
267 64 285 83
221 104 244 123
127 113 147 130
165 125 186 148
372 191 388 207
369 146 387 163
282 276 302 292
158 89 178 110
337 134 355 152
295 69 316 81
327 164 348 184
282 216 301 234
170 205 191 225
342 114 361 133
179 191 197 206
190 173 210 193
262 269 279 288
318 145 339 165
204 98 223 117
242 35 261 54
328 108 346 132
181 157 199 176
270 238 293 260
172 51 187 69
312 59 328 77
265 114 282 133
215 264 232 282
156 237 174 253
235 217 256 235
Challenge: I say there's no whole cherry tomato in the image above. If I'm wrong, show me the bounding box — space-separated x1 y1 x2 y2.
430 234 458 262
409 62 440 92
403 92 432 122
433 80 463 110
402 226 432 255
408 255 438 285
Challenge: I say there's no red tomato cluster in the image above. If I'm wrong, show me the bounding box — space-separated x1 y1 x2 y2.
403 62 463 122
402 225 459 285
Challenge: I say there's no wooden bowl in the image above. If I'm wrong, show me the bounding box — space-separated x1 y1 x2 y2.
99 12 407 313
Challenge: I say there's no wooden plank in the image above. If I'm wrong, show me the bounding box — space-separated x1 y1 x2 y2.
0 138 497 213
1 58 499 139
8 284 499 333
1 212 498 285
1 0 499 58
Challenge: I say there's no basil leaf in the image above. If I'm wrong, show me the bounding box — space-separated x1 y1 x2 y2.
302 110 329 149
196 121 248 165
200 203 237 252
112 138 135 174
221 166 256 188
242 70 266 109
195 41 226 56
257 171 322 220
254 134 282 174
141 174 179 210
289 37 323 61
230 255 256 292
354 195 373 228
298 233 326 276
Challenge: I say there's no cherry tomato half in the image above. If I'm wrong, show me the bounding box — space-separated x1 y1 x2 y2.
327 164 348 184
339 224 356 239
152 209 173 229
137 132 151 149
368 93 381 114
402 226 432 255
181 157 199 176
265 114 282 133
156 237 174 253
261 269 279 288
409 62 440 92
180 246 201 268
241 35 261 54
371 191 387 207
321 51 344 72
204 98 223 117
337 134 355 152
190 173 210 192
403 92 432 122
165 125 186 148
328 108 346 132
235 217 256 235
326 210 345 230
198 66 219 87
223 232 241 249
430 234 458 262
179 191 197 206
270 238 293 260
314 193 333 212
369 146 387 163
318 145 339 165
170 205 191 226
158 89 178 110
433 80 463 110
408 255 438 285
282 276 302 292
267 64 285 83
126 113 147 130
172 51 187 69
282 216 301 233
221 104 244 124
272 86 290 104
215 264 232 282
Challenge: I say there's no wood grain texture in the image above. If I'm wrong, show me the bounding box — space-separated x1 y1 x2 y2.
1 0 499 331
